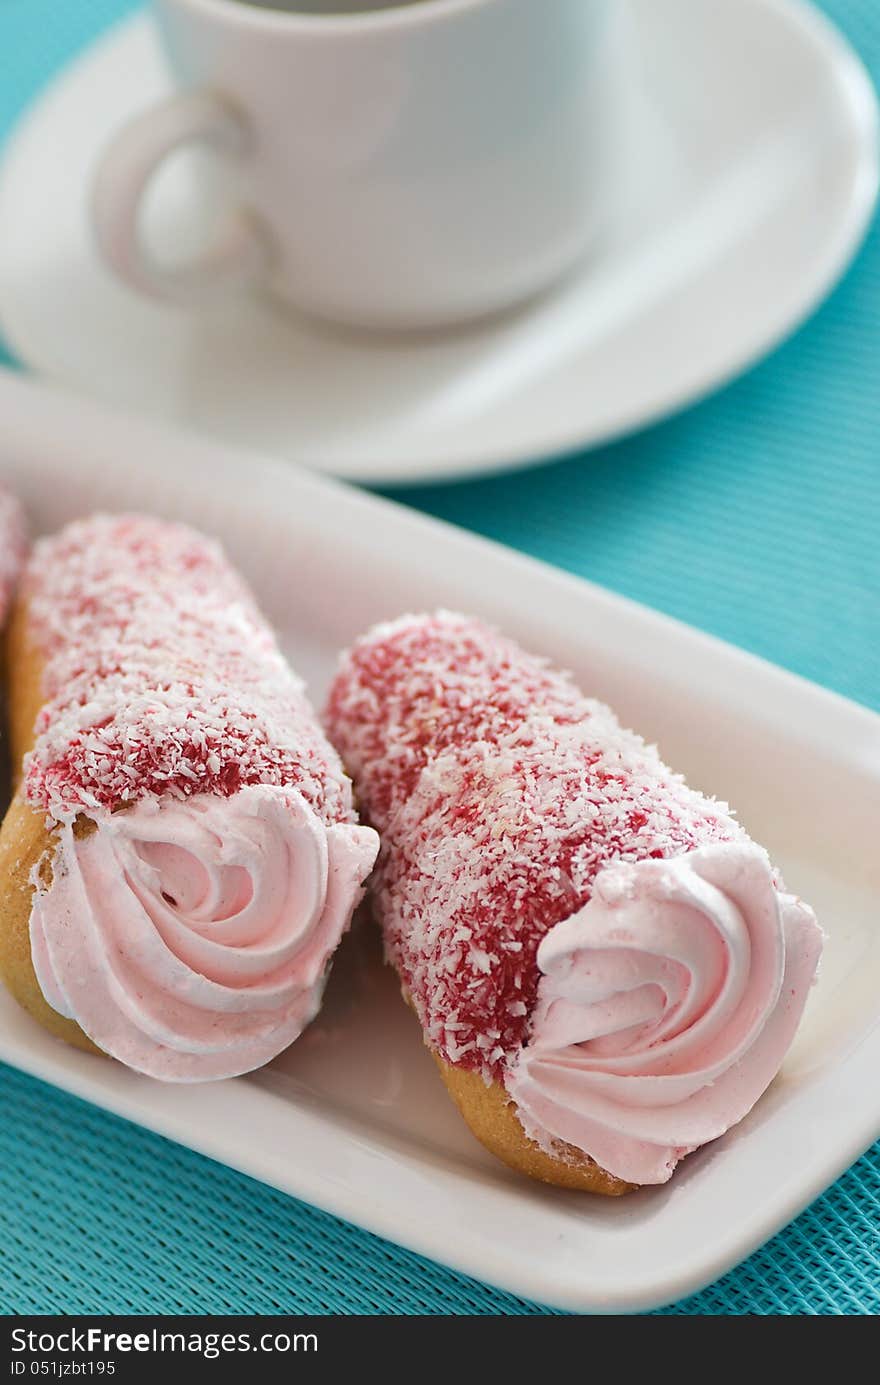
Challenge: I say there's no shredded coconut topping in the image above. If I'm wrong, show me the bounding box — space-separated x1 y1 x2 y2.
326 612 747 1079
24 514 355 826
0 486 27 627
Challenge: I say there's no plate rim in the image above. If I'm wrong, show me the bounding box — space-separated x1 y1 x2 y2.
2 1009 879 1314
0 371 879 1313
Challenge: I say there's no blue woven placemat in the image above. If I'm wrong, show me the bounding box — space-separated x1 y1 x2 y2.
1 0 878 1316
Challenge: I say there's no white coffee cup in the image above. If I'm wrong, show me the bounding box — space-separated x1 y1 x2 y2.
93 0 625 329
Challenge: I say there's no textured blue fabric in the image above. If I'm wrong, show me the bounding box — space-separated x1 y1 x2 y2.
1 0 878 1317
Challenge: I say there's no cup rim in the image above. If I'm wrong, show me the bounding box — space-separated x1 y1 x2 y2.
164 0 498 36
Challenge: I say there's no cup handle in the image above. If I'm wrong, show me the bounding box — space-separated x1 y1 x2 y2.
91 90 269 305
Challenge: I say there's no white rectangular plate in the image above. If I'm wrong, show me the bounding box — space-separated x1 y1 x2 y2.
1 371 878 1314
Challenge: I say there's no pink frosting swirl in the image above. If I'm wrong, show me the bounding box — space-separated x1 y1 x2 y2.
29 784 378 1080
506 843 823 1184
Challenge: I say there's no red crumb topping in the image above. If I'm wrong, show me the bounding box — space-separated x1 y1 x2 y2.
325 613 746 1078
23 514 355 826
0 487 27 627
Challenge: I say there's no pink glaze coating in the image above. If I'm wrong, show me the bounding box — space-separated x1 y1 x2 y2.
326 612 748 1073
326 612 822 1183
0 486 26 627
23 514 353 825
21 514 378 1080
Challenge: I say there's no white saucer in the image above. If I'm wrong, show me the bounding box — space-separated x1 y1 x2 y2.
0 0 877 484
